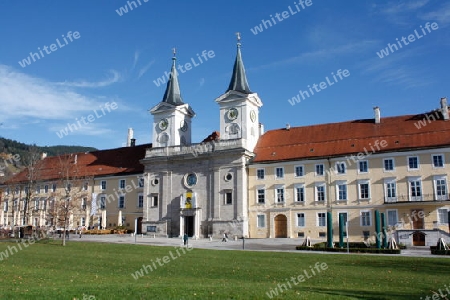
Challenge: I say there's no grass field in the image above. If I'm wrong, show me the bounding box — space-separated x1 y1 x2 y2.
0 239 449 300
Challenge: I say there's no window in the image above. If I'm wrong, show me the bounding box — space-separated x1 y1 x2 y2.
295 165 304 177
81 198 87 210
387 210 398 227
151 195 158 207
24 186 29 195
256 169 265 180
295 185 305 202
409 178 422 201
316 164 324 176
225 192 233 205
66 183 71 192
138 194 144 208
101 180 107 190
438 209 448 225
257 188 265 204
3 201 8 212
81 217 86 227
358 161 368 173
44 185 49 194
119 179 126 189
5 188 9 196
358 181 370 200
100 196 106 209
336 162 346 174
15 186 19 194
384 158 395 171
275 187 284 203
52 183 57 192
36 185 40 194
432 154 444 168
83 182 88 191
408 156 419 170
361 211 371 226
435 177 448 200
317 213 326 227
337 182 347 201
257 215 265 228
275 167 284 179
363 231 370 239
297 213 305 227
385 180 397 202
118 195 125 208
34 198 39 210
139 177 144 188
315 184 326 202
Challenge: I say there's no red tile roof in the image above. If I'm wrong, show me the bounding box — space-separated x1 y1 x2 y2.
6 144 151 184
253 109 450 163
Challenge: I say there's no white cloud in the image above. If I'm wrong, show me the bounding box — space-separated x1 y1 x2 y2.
419 2 450 26
138 60 155 79
250 40 377 71
55 69 121 88
0 65 111 123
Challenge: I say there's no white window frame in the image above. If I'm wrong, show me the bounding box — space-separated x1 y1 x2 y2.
383 158 395 172
432 154 445 168
360 210 372 226
151 194 159 207
335 162 346 175
118 195 125 208
257 214 266 228
434 176 448 201
317 212 326 227
100 180 107 190
100 196 106 209
315 164 324 176
407 156 420 171
358 160 369 174
119 179 126 190
408 177 422 201
438 208 449 225
294 165 305 177
358 180 371 200
297 213 305 227
336 181 347 201
275 167 284 179
386 209 398 227
294 184 305 203
315 183 326 202
256 186 265 204
384 178 397 202
138 193 144 208
275 185 285 203
256 168 265 180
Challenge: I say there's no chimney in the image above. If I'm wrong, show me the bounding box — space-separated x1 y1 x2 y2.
286 124 291 130
440 97 449 120
130 138 136 147
126 128 134 147
259 123 265 136
41 152 47 160
374 106 381 124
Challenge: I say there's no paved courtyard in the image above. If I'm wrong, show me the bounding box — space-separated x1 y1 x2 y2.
64 233 445 258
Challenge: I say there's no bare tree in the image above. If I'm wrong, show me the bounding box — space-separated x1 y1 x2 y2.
52 154 89 246
21 146 43 226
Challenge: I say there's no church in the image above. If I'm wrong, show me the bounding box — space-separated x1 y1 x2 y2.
141 36 263 239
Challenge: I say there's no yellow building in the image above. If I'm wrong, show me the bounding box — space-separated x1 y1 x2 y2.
249 101 450 246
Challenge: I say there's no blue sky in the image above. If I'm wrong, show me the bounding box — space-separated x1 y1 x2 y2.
0 0 449 150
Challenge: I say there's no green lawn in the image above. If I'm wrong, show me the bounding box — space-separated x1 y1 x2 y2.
0 240 448 300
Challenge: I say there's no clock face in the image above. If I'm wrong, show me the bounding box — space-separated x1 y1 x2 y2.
227 108 238 121
185 173 197 187
250 110 256 123
158 119 169 131
180 120 188 132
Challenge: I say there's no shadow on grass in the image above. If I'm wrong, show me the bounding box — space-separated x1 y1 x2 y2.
305 287 419 300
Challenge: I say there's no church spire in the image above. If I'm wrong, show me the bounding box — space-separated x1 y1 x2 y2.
161 48 184 106
227 33 252 94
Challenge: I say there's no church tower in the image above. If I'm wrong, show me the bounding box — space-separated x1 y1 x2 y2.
215 33 263 152
150 49 195 147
